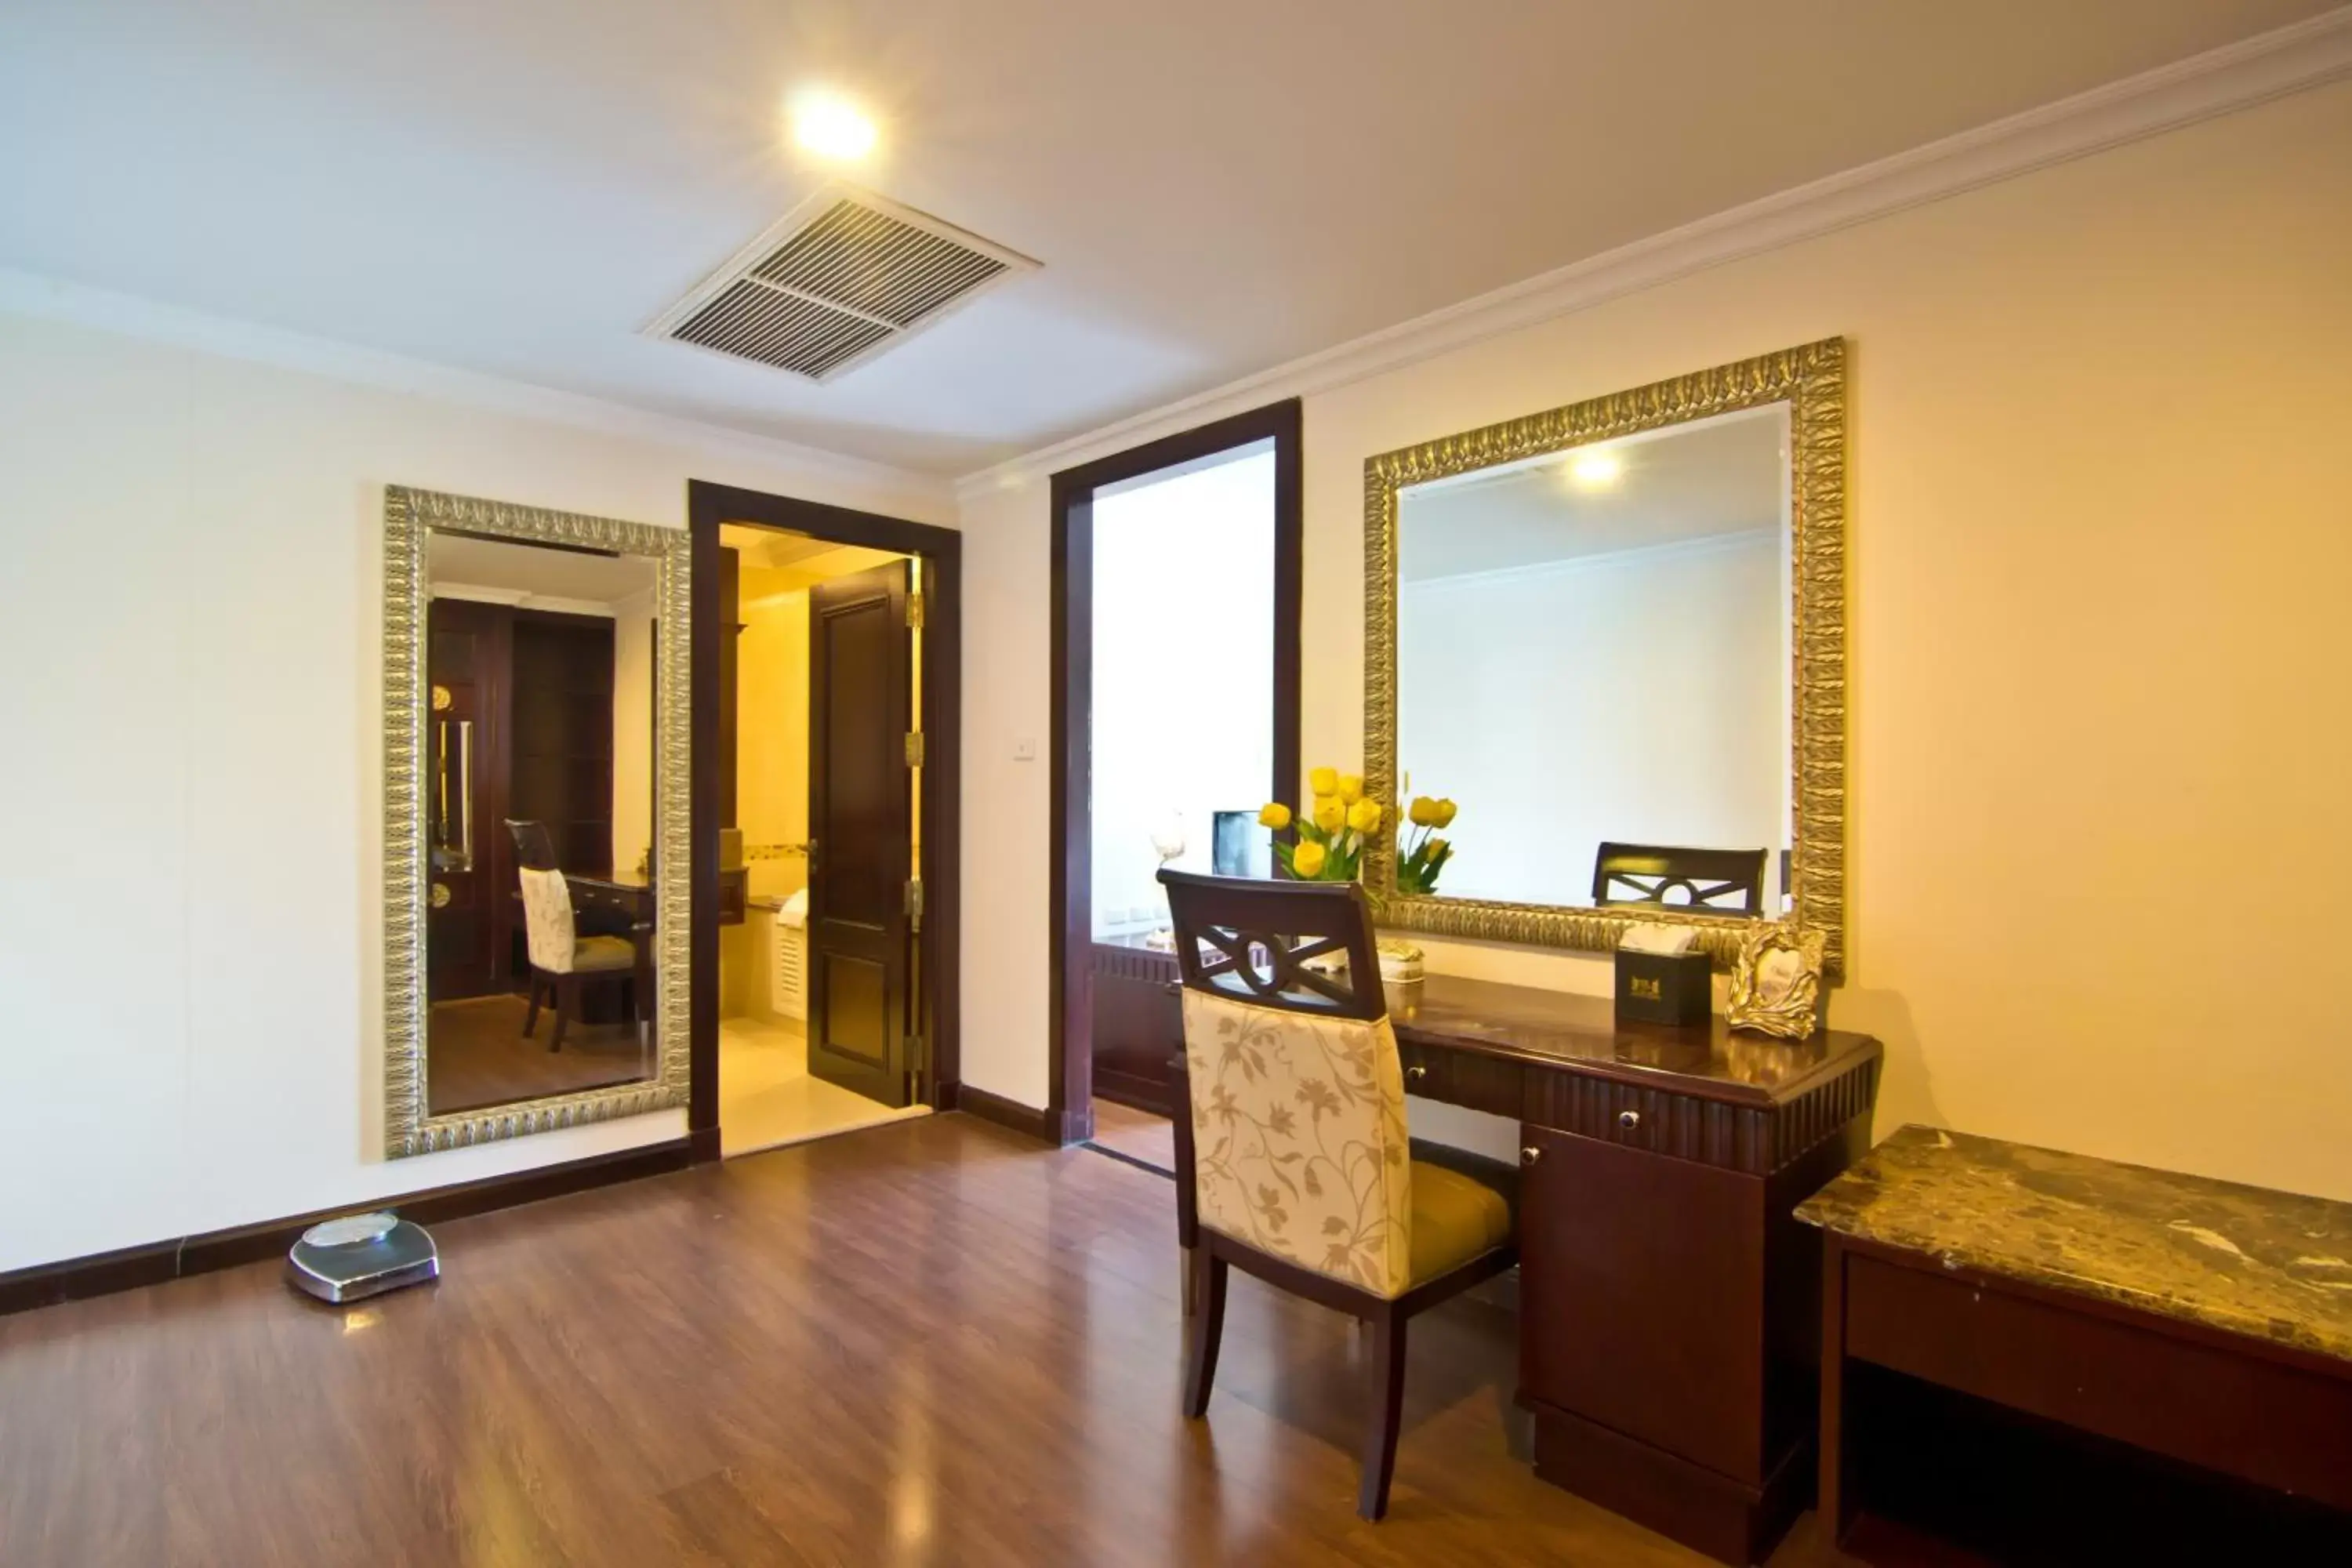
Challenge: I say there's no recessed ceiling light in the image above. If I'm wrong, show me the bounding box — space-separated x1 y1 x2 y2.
790 89 879 162
1566 449 1624 490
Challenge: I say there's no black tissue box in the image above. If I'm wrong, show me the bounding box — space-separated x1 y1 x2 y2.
1614 949 1711 1027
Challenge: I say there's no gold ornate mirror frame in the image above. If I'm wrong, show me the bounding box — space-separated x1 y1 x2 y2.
382 485 692 1157
1363 338 1848 978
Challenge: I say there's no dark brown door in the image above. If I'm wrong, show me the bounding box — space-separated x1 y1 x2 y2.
426 599 503 1000
808 561 916 1107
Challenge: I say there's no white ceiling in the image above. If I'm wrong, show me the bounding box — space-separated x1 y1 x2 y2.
427 532 656 606
1401 408 1785 582
1 1 2332 475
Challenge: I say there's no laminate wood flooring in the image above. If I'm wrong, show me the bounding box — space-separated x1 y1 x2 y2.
0 1115 1862 1567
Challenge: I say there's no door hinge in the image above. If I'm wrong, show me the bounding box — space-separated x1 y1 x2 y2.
906 590 926 630
904 876 925 931
904 730 926 768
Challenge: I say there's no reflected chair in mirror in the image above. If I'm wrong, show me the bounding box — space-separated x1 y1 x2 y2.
516 866 637 1051
1592 841 1769 916
505 818 558 871
1157 868 1519 1520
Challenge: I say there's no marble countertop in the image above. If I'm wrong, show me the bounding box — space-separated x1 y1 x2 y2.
1798 1125 2352 1366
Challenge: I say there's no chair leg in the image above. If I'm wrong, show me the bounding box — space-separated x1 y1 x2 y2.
550 976 571 1052
1358 1307 1408 1521
521 974 542 1038
1182 1251 1228 1419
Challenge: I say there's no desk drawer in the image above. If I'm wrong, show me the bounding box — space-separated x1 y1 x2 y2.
1397 1039 1523 1120
1843 1251 2352 1512
1526 1073 1771 1174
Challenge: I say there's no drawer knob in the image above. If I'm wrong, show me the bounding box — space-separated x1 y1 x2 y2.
1520 1145 1542 1167
1405 1064 1428 1083
1617 1109 1642 1131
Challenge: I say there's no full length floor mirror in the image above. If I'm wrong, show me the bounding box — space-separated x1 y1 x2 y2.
383 485 691 1156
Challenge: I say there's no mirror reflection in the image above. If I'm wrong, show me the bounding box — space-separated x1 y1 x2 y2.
423 531 661 1113
1396 404 1792 916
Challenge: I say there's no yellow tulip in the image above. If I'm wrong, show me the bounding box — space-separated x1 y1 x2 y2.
1408 796 1439 827
1426 836 1449 858
1307 765 1338 797
1434 798 1458 828
1345 797 1382 834
1258 801 1291 830
1312 796 1345 835
1291 840 1328 878
1337 774 1364 804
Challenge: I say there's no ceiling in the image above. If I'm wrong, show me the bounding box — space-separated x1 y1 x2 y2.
1 2 2330 476
427 532 656 606
1401 408 1784 582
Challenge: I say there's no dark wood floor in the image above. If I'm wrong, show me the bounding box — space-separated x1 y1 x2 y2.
427 993 650 1114
0 1115 1864 1567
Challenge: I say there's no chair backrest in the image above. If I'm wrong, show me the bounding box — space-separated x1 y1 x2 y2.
506 818 558 871
1591 841 1769 917
516 866 576 973
1157 869 1413 1297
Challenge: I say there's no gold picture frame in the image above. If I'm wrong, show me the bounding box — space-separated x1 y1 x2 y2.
1362 338 1848 978
381 484 692 1157
1726 923 1828 1040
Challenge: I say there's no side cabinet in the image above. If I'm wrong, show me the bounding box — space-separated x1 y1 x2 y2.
1089 942 1182 1116
1516 1064 1875 1565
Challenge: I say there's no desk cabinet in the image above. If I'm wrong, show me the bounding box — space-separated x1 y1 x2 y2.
1392 975 1880 1565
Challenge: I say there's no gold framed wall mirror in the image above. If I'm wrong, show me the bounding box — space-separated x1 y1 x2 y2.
1363 339 1847 977
383 485 691 1156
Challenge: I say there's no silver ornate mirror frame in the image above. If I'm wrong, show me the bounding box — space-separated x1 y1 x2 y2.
382 484 692 1157
1363 338 1848 978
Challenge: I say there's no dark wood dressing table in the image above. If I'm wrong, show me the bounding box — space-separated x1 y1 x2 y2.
1123 952 1882 1559
1393 975 1881 1564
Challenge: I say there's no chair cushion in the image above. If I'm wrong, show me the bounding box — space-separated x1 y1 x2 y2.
1407 1161 1514 1286
569 935 637 972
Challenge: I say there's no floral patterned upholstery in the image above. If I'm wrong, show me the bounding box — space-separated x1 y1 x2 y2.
516 866 633 975
1181 986 1510 1299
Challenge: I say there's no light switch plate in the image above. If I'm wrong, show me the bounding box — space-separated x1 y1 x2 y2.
1012 738 1037 761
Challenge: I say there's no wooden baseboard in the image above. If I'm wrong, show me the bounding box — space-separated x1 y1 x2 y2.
955 1085 1061 1145
0 1137 693 1319
688 1125 723 1164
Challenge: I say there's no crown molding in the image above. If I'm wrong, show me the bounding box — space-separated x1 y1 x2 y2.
955 6 2352 502
0 267 953 512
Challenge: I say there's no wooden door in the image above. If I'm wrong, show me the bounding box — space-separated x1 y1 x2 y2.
1519 1120 1768 1484
426 599 503 1000
807 561 916 1107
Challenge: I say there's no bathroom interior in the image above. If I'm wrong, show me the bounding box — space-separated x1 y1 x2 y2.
716 522 929 1154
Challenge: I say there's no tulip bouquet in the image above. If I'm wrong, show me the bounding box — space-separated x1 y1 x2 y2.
1258 767 1460 895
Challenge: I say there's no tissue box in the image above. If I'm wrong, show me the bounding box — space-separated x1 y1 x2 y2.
1614 949 1711 1027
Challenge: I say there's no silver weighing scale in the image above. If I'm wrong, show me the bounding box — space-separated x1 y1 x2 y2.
286 1211 439 1303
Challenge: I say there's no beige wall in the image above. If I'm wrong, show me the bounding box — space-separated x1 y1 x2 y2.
0 307 948 1272
737 568 814 906
959 79 2352 1200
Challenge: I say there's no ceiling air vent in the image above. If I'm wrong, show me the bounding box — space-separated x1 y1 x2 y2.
648 186 1036 381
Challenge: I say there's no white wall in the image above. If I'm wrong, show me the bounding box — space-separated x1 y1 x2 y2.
956 78 2352 1202
1399 532 1784 908
0 307 948 1272
1091 452 1276 935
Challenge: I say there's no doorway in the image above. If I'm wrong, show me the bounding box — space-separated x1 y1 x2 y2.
688 482 961 1161
1048 401 1302 1146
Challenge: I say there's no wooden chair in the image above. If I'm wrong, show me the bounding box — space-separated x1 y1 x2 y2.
1157 868 1519 1520
1591 840 1769 916
505 818 558 871
516 866 637 1051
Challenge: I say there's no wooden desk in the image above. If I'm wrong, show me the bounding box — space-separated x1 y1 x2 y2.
1388 975 1881 1565
567 873 655 1028
1803 1127 2352 1552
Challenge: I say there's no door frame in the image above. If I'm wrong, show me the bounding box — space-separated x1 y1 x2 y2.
1047 399 1302 1145
687 481 963 1162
